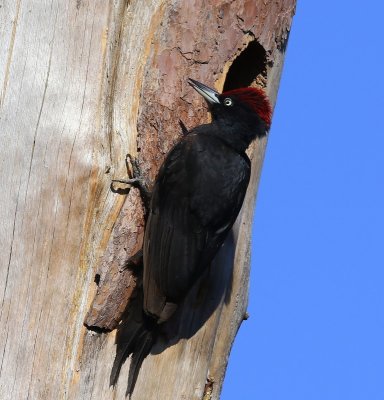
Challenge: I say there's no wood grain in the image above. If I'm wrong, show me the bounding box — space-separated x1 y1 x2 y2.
0 1 296 399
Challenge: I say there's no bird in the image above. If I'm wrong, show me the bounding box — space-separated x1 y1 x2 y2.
111 78 272 394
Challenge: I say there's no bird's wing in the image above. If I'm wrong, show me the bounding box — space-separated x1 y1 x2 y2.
143 134 250 320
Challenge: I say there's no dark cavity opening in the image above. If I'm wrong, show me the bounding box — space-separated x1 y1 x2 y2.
223 40 267 91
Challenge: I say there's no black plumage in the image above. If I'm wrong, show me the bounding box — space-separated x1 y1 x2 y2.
143 79 272 322
111 78 272 394
143 127 251 321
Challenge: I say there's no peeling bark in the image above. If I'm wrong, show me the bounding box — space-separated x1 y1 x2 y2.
0 1 295 399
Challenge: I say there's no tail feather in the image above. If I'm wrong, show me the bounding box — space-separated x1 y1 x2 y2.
126 328 156 396
110 309 158 396
110 323 141 387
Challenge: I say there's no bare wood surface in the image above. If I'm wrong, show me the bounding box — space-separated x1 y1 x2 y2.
0 1 295 399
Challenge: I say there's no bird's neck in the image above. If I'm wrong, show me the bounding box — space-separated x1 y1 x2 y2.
207 121 258 153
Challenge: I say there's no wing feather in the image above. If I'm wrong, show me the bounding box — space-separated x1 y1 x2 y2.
143 133 250 320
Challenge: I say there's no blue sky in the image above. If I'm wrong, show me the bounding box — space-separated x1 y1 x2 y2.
222 1 384 399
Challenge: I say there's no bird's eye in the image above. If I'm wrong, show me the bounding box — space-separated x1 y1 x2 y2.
223 98 233 107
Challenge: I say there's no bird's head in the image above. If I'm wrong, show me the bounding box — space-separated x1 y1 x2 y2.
188 78 272 150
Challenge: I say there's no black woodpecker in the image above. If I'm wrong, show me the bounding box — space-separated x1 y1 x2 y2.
111 78 272 394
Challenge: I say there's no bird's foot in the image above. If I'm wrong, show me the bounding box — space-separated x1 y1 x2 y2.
111 154 152 209
123 249 143 271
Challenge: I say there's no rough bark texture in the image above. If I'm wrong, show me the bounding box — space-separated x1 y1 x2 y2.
0 1 295 399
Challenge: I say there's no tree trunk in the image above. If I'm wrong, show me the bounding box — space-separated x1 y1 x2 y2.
0 1 295 399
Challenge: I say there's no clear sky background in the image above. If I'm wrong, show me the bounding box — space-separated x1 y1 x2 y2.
222 1 384 399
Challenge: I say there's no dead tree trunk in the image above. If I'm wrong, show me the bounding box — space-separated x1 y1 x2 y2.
0 1 295 399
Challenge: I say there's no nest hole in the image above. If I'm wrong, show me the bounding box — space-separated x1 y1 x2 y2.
223 40 267 91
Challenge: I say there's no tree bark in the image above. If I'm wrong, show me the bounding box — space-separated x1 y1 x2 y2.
0 1 295 399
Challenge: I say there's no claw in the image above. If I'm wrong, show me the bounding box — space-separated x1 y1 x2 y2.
179 120 189 136
123 249 143 270
111 154 152 211
126 154 141 180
